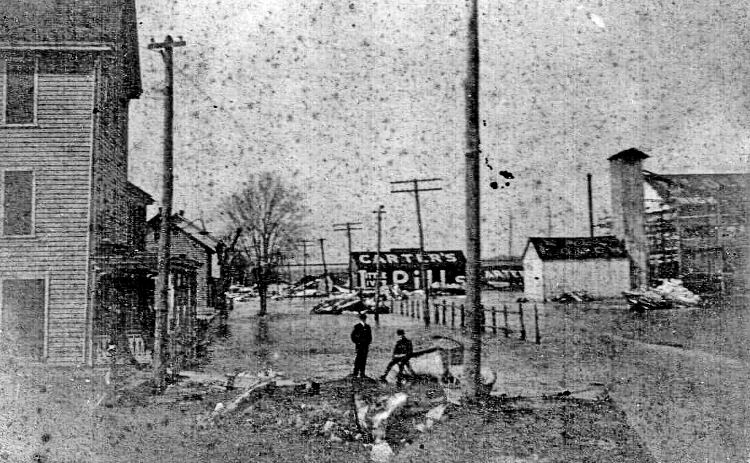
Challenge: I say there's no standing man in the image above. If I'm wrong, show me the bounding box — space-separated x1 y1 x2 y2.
350 313 373 378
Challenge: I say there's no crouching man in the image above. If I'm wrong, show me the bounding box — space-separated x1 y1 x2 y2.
380 329 415 383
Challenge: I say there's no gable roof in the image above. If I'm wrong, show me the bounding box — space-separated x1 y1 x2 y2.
643 171 750 209
1 0 142 98
524 236 628 261
125 182 153 206
608 147 649 162
148 212 220 253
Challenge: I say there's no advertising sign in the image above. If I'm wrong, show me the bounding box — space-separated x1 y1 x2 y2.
351 249 466 290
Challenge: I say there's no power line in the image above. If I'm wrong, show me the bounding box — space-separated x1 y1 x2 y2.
333 222 363 291
390 177 442 326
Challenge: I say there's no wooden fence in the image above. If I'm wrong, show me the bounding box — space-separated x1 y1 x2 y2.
389 298 541 345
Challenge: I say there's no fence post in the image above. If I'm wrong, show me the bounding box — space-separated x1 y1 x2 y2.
442 301 447 326
460 304 465 330
451 302 455 328
480 305 485 333
519 302 526 341
503 304 509 338
534 304 541 344
491 306 497 335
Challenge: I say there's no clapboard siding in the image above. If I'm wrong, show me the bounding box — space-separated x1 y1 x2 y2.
146 228 213 313
0 67 95 363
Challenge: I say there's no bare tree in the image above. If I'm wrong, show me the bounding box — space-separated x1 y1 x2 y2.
223 172 307 316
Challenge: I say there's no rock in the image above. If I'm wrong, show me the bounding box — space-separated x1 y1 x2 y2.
214 403 225 413
415 423 426 433
329 435 343 443
425 404 447 426
443 387 462 405
354 395 370 430
370 393 408 431
322 420 335 434
370 441 394 463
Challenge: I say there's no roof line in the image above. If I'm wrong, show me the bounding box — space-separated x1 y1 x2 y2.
0 42 114 51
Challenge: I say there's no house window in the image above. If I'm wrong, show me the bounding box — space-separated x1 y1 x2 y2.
3 171 34 236
4 57 37 125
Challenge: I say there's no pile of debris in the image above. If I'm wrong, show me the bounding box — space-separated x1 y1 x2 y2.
552 291 593 303
623 278 701 311
310 293 390 315
186 366 458 462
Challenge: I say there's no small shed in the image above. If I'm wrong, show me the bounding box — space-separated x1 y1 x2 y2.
522 236 630 301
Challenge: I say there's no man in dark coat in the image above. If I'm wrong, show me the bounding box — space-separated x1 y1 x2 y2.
350 313 372 378
380 329 415 382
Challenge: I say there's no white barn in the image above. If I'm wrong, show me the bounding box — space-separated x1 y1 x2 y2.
522 236 631 301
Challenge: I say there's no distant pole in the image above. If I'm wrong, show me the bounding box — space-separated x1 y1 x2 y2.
587 173 594 238
464 0 484 398
508 211 513 256
298 240 312 307
546 196 552 236
148 35 186 390
333 222 363 291
373 205 386 323
319 238 329 295
390 177 442 326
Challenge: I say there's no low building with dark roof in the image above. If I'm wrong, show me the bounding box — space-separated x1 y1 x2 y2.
522 236 630 301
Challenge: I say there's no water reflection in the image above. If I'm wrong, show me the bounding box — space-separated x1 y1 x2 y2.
254 315 271 368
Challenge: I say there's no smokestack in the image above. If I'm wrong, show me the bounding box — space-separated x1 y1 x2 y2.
587 173 594 238
608 148 649 288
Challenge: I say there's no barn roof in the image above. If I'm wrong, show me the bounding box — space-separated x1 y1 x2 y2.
643 171 750 208
0 0 142 98
524 236 628 261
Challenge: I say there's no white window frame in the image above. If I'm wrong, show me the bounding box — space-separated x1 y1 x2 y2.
1 168 36 238
0 273 50 360
1 55 39 127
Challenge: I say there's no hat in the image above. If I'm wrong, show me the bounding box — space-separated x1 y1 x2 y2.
396 329 405 336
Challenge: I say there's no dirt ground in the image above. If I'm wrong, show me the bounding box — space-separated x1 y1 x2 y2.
0 296 658 463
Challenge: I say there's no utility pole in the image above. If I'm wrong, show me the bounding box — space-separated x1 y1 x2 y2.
373 205 386 323
587 173 595 238
298 240 312 307
464 0 483 398
333 222 363 292
148 35 186 390
390 177 442 327
319 238 329 295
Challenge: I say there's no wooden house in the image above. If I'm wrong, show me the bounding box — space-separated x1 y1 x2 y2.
0 1 199 365
522 236 630 301
147 211 220 320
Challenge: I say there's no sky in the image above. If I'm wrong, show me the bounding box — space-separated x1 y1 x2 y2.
129 0 750 263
